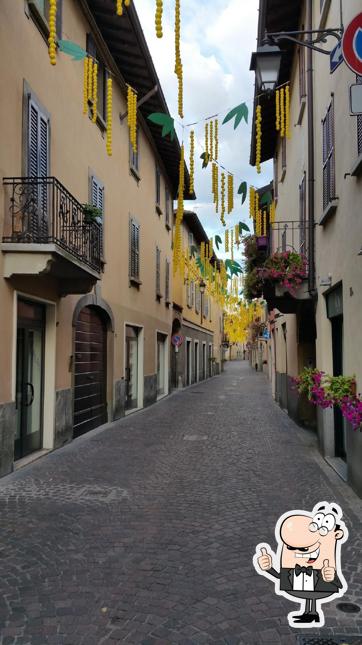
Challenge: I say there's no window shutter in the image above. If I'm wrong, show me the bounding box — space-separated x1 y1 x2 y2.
28 101 39 178
165 188 170 227
129 219 140 280
165 259 170 302
195 285 200 313
91 175 104 258
190 281 195 307
156 247 161 296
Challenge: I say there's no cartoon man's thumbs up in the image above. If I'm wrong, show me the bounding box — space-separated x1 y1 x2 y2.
322 558 335 582
257 546 272 571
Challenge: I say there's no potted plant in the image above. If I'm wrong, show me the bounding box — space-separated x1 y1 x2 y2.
82 203 103 224
258 251 308 296
256 235 268 250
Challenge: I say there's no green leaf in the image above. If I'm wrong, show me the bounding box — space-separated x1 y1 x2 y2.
239 221 250 234
190 245 198 258
222 102 248 129
238 181 247 204
58 40 87 60
196 257 206 276
200 152 210 169
148 113 175 140
260 190 272 206
214 235 222 251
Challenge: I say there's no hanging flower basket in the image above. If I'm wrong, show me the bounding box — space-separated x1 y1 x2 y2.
258 251 308 296
256 235 268 249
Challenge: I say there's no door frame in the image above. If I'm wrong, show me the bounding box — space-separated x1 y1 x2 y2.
185 337 192 386
194 340 199 383
12 291 56 453
124 322 144 413
202 341 207 380
155 330 169 399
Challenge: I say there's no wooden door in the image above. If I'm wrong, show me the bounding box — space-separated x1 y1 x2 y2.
73 307 107 437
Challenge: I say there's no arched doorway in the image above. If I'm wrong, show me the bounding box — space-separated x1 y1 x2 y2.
73 305 108 438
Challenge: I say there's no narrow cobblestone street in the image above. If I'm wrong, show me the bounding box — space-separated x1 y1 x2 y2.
1 362 362 645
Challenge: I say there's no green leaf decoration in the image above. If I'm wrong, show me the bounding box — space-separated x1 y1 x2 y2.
58 40 87 60
200 152 210 169
260 190 272 207
225 260 243 277
190 245 198 258
196 257 206 276
147 113 175 140
214 235 222 251
238 181 247 204
222 102 248 129
239 221 250 234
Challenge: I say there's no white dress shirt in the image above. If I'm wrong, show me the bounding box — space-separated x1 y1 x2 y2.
293 568 315 591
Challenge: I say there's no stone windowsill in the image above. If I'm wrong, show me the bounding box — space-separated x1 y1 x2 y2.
129 276 142 288
351 153 362 178
319 197 339 225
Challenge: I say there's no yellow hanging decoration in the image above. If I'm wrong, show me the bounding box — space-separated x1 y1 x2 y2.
200 242 205 264
255 104 262 174
235 224 240 246
231 229 234 260
155 0 163 38
270 200 276 224
221 172 226 226
280 87 285 138
174 0 183 119
209 238 213 257
227 174 234 214
48 0 57 66
249 186 255 219
92 62 98 123
87 57 94 102
205 122 209 161
254 190 259 220
189 130 195 194
106 78 113 156
209 121 213 161
214 119 219 161
225 229 229 252
83 57 89 115
116 0 123 14
285 84 291 139
173 144 185 273
256 210 262 237
127 85 138 153
275 89 280 131
212 163 219 213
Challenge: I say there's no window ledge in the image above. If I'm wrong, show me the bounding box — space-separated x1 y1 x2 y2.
297 97 306 125
129 277 142 288
156 293 163 301
156 204 163 216
280 166 287 183
319 197 339 225
27 1 50 43
130 166 140 182
351 153 362 177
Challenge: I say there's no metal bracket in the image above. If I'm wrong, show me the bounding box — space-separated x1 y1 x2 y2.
119 84 159 122
264 27 343 55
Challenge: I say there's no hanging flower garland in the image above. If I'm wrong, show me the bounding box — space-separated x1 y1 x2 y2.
249 186 256 219
204 121 209 162
106 78 113 156
227 174 234 214
209 120 214 161
48 0 57 65
155 0 163 38
280 87 285 138
275 89 280 131
127 85 138 153
173 144 185 272
214 119 219 161
230 229 234 260
87 57 93 102
276 84 290 139
221 172 226 226
174 0 183 119
83 57 89 114
255 104 262 174
270 200 276 224
225 229 229 252
92 62 98 123
235 223 240 246
189 130 195 194
285 84 290 139
212 163 219 212
116 0 130 16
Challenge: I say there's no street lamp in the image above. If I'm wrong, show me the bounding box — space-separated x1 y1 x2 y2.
199 279 206 325
250 44 282 92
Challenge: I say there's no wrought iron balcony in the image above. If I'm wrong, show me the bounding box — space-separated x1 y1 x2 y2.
2 177 102 274
269 220 309 259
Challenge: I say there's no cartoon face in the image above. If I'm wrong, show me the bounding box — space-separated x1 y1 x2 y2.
280 507 344 570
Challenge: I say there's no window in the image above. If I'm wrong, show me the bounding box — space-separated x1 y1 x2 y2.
26 91 50 233
299 172 307 256
165 187 171 229
204 296 209 320
90 174 104 259
298 47 306 101
357 76 362 156
86 34 107 123
129 218 140 283
165 259 171 304
156 246 162 299
322 97 336 210
195 285 201 314
129 128 140 175
27 0 62 38
155 166 161 213
187 280 194 308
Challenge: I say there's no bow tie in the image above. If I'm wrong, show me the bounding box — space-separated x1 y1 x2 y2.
295 564 313 576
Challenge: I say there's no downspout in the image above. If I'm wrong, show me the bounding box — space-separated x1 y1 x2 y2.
307 0 315 294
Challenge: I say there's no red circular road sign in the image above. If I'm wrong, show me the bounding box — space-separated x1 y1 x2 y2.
342 12 362 75
171 334 184 348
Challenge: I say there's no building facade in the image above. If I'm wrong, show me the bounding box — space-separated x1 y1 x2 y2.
0 0 191 476
250 0 362 496
171 211 224 389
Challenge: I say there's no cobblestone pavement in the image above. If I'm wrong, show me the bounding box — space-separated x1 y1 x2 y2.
1 362 362 645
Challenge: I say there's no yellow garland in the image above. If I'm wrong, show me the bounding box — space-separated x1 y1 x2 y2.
280 87 285 138
285 84 290 139
173 144 185 273
92 62 98 123
209 120 213 161
200 242 205 264
254 190 259 220
270 200 276 224
221 172 226 226
249 186 255 219
214 119 219 161
189 130 195 194
83 57 89 115
155 0 163 38
116 0 123 15
205 122 209 160
275 89 280 131
227 174 234 214
106 78 113 156
231 229 234 260
255 104 262 174
225 229 229 252
48 0 57 66
212 163 219 213
174 0 183 119
235 224 240 246
127 85 138 153
87 57 93 102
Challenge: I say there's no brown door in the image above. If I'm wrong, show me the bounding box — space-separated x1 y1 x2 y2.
73 306 107 437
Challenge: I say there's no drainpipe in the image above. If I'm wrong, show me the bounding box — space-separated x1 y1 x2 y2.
307 0 315 294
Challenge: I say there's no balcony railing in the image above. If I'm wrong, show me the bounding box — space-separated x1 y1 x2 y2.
269 221 309 260
2 177 102 273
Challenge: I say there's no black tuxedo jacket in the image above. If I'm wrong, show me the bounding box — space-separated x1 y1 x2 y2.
268 567 343 594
